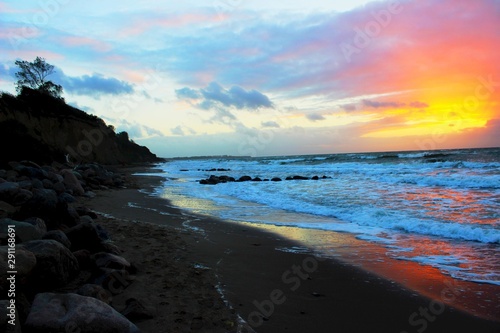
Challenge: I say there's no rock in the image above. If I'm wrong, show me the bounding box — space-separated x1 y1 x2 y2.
21 239 79 290
77 284 112 304
100 241 122 255
252 177 262 181
60 169 85 196
15 165 47 179
238 176 252 182
24 217 47 235
94 269 133 295
73 249 93 270
80 215 94 224
93 252 131 271
43 230 72 248
0 182 34 206
121 298 155 320
20 188 58 220
75 206 98 219
83 191 96 198
0 200 17 218
0 300 22 333
42 178 55 190
271 177 282 181
65 222 105 253
0 218 44 243
292 175 309 180
311 175 319 180
52 181 66 194
25 293 140 333
58 192 76 203
0 246 37 286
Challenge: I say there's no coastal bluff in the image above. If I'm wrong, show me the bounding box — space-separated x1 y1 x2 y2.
0 88 161 166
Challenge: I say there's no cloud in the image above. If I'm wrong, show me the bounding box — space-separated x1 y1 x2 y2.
101 117 164 139
261 121 280 128
57 72 134 97
362 100 406 109
409 101 430 109
176 82 274 110
171 125 196 136
362 100 430 109
306 113 326 121
341 104 357 112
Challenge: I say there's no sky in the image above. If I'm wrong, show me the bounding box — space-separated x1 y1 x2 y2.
0 0 499 157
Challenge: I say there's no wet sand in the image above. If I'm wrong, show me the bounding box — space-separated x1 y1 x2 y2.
85 168 500 333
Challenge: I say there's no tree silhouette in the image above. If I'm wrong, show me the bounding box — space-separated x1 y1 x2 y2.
15 57 63 99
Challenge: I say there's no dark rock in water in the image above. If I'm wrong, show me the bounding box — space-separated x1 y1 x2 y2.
271 177 282 182
121 298 155 320
199 179 208 185
25 293 140 333
43 230 72 249
65 222 106 253
238 176 252 182
292 175 309 180
311 176 319 180
77 284 112 304
252 177 262 181
21 240 80 290
219 175 235 182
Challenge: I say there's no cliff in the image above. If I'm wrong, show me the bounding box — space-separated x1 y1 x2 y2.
0 89 161 166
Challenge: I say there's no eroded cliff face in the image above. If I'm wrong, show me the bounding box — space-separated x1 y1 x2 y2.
0 90 160 166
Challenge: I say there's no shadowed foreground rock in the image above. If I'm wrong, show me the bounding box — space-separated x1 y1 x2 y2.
25 293 140 333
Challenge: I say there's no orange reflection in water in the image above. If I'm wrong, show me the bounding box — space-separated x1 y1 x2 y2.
400 187 496 225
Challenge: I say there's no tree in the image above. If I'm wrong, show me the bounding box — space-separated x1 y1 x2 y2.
15 57 63 99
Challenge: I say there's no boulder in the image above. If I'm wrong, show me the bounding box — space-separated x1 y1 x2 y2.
42 230 72 249
21 239 79 290
77 284 112 304
0 246 37 287
58 192 76 203
20 188 58 220
65 222 105 253
0 300 22 333
93 252 131 271
0 218 45 243
94 269 133 295
25 293 140 333
121 298 155 320
73 249 93 270
24 217 47 235
271 177 282 182
238 175 252 182
0 182 33 206
60 169 85 196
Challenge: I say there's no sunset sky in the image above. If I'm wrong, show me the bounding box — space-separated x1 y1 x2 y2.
1 0 498 157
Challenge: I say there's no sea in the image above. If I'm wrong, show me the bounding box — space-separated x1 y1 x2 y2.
152 147 499 287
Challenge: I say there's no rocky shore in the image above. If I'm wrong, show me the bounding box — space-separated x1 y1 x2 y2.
0 161 150 332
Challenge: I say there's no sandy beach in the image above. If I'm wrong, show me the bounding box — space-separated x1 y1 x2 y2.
84 167 500 333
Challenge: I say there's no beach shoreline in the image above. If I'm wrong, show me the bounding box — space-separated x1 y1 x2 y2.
85 166 500 332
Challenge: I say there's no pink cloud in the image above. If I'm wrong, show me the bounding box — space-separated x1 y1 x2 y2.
60 36 112 52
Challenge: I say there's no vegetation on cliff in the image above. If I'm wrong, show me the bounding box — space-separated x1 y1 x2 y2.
0 58 161 166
